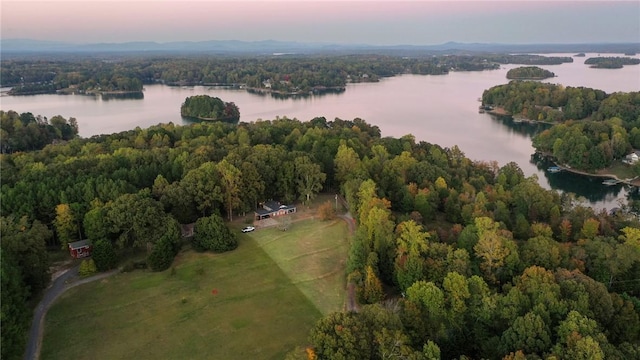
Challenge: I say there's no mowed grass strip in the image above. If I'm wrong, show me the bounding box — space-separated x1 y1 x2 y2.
41 236 323 360
250 218 349 315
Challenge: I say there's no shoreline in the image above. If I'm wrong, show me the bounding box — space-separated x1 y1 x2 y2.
538 151 640 187
486 107 511 116
245 85 345 97
485 106 557 125
180 114 239 122
506 76 555 80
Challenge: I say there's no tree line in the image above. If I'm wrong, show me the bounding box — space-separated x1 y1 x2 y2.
292 146 640 358
1 54 577 96
2 112 639 359
0 111 79 152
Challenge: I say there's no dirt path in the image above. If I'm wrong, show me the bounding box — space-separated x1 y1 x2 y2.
24 266 119 360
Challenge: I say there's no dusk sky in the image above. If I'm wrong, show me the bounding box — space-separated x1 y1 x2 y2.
2 1 639 45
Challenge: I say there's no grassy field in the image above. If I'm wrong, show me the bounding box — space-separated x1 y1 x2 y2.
41 218 349 360
251 219 349 315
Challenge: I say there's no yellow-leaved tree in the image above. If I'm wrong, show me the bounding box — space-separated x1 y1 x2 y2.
54 203 78 250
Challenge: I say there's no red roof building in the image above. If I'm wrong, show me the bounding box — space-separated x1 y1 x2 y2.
68 240 92 259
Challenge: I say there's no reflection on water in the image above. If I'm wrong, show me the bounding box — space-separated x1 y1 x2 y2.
100 92 144 101
488 113 640 211
487 114 550 138
181 116 239 125
530 153 640 208
247 87 346 100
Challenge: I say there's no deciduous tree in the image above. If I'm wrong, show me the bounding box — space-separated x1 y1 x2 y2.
147 218 182 271
105 191 168 250
394 220 429 291
91 239 118 271
334 144 366 184
54 203 78 249
500 311 552 355
309 311 373 360
180 162 223 216
193 214 237 253
217 159 242 221
363 265 384 304
294 155 326 205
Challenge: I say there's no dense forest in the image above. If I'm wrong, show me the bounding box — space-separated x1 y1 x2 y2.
1 109 639 359
584 57 640 69
180 95 240 121
506 66 555 80
533 119 640 172
482 81 640 171
1 54 576 96
0 111 79 152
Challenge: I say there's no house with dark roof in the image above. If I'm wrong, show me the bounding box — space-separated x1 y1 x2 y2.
255 201 296 220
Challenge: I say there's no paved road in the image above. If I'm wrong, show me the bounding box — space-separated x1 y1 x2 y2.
24 267 119 360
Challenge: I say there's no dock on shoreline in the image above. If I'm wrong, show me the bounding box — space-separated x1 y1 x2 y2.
541 155 640 187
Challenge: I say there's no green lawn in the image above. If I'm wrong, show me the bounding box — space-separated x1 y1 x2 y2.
602 161 638 180
41 218 348 360
251 219 349 315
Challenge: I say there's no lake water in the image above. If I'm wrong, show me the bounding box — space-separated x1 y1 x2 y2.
1 53 639 210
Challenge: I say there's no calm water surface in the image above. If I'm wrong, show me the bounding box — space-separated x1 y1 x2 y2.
2 53 639 210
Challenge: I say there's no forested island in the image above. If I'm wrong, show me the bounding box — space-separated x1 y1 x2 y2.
1 109 639 359
482 81 640 173
584 57 640 69
1 54 576 97
506 66 555 80
180 95 240 122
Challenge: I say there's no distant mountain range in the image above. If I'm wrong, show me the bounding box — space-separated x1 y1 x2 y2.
1 38 639 55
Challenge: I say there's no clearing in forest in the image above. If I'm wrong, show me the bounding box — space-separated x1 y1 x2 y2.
41 218 348 360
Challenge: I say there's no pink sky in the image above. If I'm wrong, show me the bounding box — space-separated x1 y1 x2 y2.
1 1 638 45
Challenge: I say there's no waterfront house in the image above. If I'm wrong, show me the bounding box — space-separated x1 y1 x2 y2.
623 152 639 165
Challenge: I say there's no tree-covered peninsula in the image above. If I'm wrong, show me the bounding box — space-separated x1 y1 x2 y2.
481 81 640 172
584 57 640 69
506 66 555 80
481 81 640 124
180 95 240 122
2 111 639 359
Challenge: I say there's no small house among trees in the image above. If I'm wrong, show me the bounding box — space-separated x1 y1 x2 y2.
68 240 92 259
255 201 296 220
623 152 639 165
